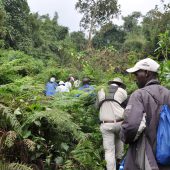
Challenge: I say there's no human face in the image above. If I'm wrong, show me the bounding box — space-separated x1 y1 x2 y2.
134 70 148 88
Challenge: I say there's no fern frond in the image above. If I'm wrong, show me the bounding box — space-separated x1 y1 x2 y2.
0 163 33 170
8 163 33 170
23 139 36 152
4 131 17 148
0 104 21 134
22 109 85 140
0 163 8 170
71 139 101 168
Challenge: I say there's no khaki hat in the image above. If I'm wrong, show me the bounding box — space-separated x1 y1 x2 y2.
108 77 126 88
126 58 160 73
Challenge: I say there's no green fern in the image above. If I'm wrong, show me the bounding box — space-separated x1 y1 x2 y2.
0 163 33 170
0 104 22 134
22 108 85 140
71 139 102 169
4 131 17 148
0 163 8 170
8 163 33 170
23 139 36 152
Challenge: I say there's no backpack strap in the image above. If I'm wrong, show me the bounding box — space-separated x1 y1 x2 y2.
142 88 160 104
141 88 161 154
98 85 125 109
98 98 122 108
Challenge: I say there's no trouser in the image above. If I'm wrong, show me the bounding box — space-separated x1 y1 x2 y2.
100 122 124 170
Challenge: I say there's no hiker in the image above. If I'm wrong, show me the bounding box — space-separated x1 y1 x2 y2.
65 76 74 90
120 58 170 170
97 78 127 170
56 81 69 93
78 77 94 92
74 77 81 88
45 77 58 96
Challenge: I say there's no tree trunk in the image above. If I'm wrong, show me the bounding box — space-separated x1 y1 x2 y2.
87 18 94 49
87 0 98 49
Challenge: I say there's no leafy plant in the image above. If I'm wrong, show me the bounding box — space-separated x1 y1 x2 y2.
155 30 170 60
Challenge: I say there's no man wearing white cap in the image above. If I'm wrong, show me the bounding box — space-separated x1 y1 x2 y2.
121 58 170 170
97 77 127 170
56 81 69 93
45 77 58 96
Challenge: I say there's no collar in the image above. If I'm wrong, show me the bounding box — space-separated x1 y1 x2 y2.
145 79 160 87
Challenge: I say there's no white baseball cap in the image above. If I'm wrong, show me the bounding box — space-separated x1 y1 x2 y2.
126 58 160 73
50 77 56 82
59 81 65 85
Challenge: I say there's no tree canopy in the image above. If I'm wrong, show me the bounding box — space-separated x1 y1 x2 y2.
76 0 120 47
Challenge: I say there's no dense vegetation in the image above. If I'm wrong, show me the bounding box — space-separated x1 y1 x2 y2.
0 0 170 169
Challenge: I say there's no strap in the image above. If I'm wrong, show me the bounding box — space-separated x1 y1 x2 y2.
141 88 160 153
98 98 122 109
141 88 160 104
98 85 126 109
98 84 127 109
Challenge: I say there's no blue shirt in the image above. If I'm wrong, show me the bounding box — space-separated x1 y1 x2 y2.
78 84 94 92
45 82 58 96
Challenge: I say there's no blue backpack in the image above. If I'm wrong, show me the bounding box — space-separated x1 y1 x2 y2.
156 104 170 165
119 158 125 170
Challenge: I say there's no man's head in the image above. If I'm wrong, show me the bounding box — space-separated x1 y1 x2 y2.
126 58 160 88
69 76 74 82
82 77 90 85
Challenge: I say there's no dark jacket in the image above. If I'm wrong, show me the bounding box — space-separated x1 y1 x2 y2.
121 79 170 170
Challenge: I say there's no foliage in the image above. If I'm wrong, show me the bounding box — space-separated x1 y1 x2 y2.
76 0 120 47
0 0 170 169
92 2 170 53
0 81 104 169
92 23 126 49
2 0 32 51
70 31 87 51
142 2 170 55
0 162 33 170
123 33 147 52
122 11 142 33
155 30 170 60
159 60 170 89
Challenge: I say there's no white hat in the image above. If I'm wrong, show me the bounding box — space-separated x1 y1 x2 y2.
50 77 55 82
59 81 65 85
126 58 160 73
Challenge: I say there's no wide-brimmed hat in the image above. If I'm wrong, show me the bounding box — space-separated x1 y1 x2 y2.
108 77 126 88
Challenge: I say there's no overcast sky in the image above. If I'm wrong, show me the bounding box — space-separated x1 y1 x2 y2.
27 0 169 32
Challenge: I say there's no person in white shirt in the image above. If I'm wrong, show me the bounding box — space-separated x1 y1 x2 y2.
56 81 69 93
74 77 81 88
65 77 74 90
96 78 127 170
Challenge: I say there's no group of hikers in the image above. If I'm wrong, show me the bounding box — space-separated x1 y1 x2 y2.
97 58 170 170
45 76 94 96
45 58 170 170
